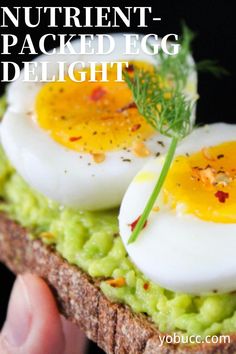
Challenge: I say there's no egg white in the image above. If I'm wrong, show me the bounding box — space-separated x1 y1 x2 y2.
119 123 236 294
1 33 197 210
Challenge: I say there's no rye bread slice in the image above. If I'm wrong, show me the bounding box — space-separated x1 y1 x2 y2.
0 212 236 354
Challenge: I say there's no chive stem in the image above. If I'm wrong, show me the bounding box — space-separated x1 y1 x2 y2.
127 136 179 244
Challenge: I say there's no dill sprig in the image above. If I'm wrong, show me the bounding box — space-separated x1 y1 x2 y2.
196 60 229 78
127 136 179 244
125 25 196 244
124 70 193 139
125 25 226 244
156 24 195 89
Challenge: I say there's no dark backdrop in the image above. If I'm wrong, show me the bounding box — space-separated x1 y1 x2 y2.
0 1 235 353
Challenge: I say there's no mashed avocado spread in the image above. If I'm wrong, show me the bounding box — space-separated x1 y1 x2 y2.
1 98 236 338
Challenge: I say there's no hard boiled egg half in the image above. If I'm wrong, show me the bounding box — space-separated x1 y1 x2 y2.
119 123 236 294
1 33 197 210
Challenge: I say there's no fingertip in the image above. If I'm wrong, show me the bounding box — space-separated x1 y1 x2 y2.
1 273 65 354
22 273 65 354
61 315 87 354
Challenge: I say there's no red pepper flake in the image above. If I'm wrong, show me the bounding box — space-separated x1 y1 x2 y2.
129 216 147 232
125 64 135 73
69 136 82 142
215 190 229 203
90 87 107 101
117 102 137 113
131 124 141 132
106 277 126 288
143 283 149 290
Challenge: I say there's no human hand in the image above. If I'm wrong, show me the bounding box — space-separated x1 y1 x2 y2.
0 273 87 354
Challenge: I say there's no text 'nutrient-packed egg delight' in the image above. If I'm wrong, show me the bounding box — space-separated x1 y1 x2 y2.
1 29 236 353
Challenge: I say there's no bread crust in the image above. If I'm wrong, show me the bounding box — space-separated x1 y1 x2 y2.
0 213 236 354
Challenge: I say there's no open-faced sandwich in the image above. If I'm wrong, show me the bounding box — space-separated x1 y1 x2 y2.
1 31 236 354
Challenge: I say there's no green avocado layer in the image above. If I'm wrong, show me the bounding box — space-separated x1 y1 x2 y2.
1 99 236 338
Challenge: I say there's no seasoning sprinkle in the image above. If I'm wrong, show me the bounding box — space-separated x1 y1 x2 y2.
217 154 225 159
215 190 229 203
129 216 147 232
90 87 107 101
69 136 82 142
106 277 126 288
157 141 165 147
132 141 151 157
202 147 216 161
131 123 141 132
125 64 135 73
92 153 106 163
117 102 137 113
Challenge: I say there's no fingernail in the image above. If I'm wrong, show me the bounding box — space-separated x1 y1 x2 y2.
2 275 32 347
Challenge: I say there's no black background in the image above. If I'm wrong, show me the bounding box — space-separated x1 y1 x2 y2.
0 1 235 353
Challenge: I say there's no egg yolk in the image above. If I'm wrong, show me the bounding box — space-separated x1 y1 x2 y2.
35 61 156 154
163 141 236 223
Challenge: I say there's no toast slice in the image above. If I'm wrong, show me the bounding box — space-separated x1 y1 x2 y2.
0 212 236 354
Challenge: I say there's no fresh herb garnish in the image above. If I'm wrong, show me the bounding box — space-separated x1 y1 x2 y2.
125 25 226 244
156 24 195 89
124 25 197 244
196 60 229 78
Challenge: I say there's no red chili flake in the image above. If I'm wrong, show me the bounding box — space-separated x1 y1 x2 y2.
131 124 141 132
215 190 229 203
129 216 147 232
125 64 135 73
143 283 149 290
117 102 137 113
69 136 82 142
90 87 107 101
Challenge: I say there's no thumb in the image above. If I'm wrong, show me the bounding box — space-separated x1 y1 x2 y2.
0 273 65 354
